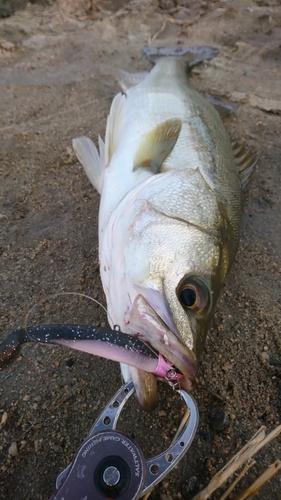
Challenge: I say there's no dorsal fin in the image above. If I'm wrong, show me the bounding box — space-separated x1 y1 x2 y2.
133 118 182 174
232 142 260 189
104 92 127 166
118 69 149 92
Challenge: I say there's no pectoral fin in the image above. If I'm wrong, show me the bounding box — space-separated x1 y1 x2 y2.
133 118 182 174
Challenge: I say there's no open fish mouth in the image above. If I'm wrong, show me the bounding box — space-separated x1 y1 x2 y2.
128 292 197 392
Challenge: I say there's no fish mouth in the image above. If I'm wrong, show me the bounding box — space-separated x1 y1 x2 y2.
128 292 197 395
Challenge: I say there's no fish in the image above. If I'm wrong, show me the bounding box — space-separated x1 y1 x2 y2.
73 46 257 410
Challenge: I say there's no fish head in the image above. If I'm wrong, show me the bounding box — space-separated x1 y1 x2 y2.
120 203 230 409
104 170 236 410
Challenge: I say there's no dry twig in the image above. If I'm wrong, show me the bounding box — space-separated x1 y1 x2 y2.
219 459 256 500
142 491 152 500
167 6 190 15
192 425 281 500
165 13 201 27
234 460 281 500
171 409 191 445
148 19 167 45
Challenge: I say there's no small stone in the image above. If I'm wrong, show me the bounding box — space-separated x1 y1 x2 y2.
65 358 74 367
209 410 229 430
213 439 221 449
8 442 18 457
23 395 30 402
261 351 270 362
0 411 8 428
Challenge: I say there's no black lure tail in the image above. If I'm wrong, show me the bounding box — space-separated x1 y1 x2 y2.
0 328 28 369
0 324 158 370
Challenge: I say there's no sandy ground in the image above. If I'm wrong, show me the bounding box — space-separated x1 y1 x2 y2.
0 1 280 499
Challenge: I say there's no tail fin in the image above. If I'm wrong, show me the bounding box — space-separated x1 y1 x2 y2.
142 46 218 67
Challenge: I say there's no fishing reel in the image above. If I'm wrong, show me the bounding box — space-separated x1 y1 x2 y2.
51 380 198 500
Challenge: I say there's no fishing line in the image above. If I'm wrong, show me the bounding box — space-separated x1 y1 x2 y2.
24 291 112 338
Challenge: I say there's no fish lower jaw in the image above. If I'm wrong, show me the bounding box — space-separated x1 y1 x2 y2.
154 346 197 392
127 292 197 397
132 332 198 391
152 354 196 391
123 327 197 393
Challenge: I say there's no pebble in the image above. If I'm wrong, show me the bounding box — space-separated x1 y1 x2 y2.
261 351 270 362
8 442 18 457
209 410 229 430
0 411 8 428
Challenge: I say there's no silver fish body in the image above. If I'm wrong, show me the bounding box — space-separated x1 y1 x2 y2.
73 47 242 409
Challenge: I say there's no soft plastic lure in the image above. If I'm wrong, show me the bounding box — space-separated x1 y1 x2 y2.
0 324 181 380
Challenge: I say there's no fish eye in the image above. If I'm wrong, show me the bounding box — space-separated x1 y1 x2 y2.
177 278 210 314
